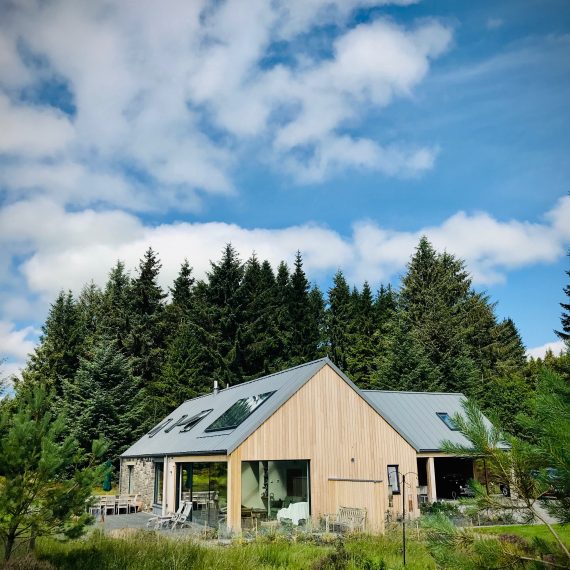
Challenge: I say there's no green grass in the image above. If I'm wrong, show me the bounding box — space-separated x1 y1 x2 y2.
22 531 436 570
478 523 570 546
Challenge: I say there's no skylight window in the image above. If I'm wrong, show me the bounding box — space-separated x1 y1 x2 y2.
205 392 276 432
164 415 188 433
180 409 213 432
437 412 459 431
148 418 172 438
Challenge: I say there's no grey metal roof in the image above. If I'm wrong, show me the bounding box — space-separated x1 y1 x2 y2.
121 358 329 458
362 390 477 452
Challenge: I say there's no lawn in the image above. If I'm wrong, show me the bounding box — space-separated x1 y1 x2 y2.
478 523 570 546
4 531 437 570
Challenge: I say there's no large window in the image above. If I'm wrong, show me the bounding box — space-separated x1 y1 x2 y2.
241 460 310 526
436 412 459 431
387 465 400 494
205 392 275 432
176 462 227 528
154 462 164 505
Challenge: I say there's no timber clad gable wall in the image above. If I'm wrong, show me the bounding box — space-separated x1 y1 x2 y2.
227 364 419 531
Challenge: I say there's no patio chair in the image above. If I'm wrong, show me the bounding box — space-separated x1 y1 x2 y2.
116 495 129 515
128 494 140 513
102 495 117 516
170 501 193 530
146 501 187 530
88 495 103 516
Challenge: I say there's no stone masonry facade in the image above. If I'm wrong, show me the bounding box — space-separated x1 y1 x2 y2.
119 457 156 511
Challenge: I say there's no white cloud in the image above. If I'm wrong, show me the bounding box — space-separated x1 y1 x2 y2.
0 94 74 157
0 321 38 360
0 195 566 304
526 340 567 359
0 0 451 211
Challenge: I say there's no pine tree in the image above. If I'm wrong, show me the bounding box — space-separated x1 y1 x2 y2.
206 244 246 385
23 291 83 400
99 261 132 352
77 281 104 349
555 250 570 342
0 385 107 562
493 318 527 375
126 248 167 386
326 270 353 371
308 285 326 359
65 340 141 460
399 237 478 394
273 261 293 365
166 259 195 332
347 281 378 386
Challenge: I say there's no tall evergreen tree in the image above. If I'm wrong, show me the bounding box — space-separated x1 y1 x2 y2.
399 237 478 394
65 340 140 461
206 244 245 386
77 281 103 349
23 291 83 400
347 281 378 386
99 261 132 352
126 248 167 386
555 250 570 342
288 252 319 363
493 318 527 375
326 270 353 370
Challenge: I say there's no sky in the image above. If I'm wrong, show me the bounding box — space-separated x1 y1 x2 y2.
1 0 569 381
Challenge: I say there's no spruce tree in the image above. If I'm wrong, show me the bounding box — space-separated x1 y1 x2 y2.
77 281 103 349
399 237 477 394
347 281 378 386
126 248 167 386
326 270 353 371
23 291 83 400
288 252 319 363
65 340 141 461
99 261 132 352
493 318 527 375
206 244 246 385
555 250 570 342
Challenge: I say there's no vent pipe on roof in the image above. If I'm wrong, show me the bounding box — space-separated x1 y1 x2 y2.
213 380 219 395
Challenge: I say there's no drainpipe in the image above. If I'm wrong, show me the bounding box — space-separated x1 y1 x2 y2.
162 455 168 516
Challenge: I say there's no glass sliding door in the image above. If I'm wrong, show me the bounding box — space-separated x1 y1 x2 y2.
241 460 310 528
175 462 228 528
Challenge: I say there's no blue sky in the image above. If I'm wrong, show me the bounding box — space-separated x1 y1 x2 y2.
1 0 569 380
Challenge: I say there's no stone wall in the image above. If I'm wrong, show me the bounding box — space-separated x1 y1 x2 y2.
119 457 156 510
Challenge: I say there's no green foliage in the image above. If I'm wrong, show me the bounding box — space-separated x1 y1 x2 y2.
555 249 570 342
0 385 108 562
28 531 435 570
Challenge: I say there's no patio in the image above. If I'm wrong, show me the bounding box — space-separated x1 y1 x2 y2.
95 512 213 535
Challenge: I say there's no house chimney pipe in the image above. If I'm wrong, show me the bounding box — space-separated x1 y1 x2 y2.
213 380 219 395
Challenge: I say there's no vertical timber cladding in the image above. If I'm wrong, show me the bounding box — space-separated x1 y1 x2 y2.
228 364 419 532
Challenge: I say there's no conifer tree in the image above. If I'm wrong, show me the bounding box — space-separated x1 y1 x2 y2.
326 270 353 370
493 318 527 375
288 252 319 363
24 291 83 400
126 248 167 386
65 340 141 460
99 261 132 352
347 281 378 386
206 244 245 385
399 237 477 394
166 259 195 331
0 385 107 562
555 250 570 342
77 281 104 349
273 261 294 364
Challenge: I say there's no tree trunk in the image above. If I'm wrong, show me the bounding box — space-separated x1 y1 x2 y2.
4 530 16 562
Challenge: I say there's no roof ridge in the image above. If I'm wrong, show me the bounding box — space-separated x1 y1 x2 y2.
180 358 329 403
363 390 465 396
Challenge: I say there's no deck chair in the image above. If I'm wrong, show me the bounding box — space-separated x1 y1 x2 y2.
170 501 193 530
146 501 186 530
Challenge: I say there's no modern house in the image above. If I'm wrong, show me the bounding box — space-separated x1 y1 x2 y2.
120 358 484 532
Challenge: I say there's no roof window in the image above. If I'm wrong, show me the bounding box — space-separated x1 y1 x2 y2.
180 409 213 432
436 412 459 431
205 392 276 432
148 418 173 438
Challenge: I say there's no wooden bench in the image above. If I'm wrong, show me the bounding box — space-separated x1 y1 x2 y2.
325 506 367 533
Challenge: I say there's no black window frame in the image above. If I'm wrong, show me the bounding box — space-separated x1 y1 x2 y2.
387 464 400 494
180 409 213 432
205 391 276 432
154 462 164 505
148 418 173 438
436 412 459 431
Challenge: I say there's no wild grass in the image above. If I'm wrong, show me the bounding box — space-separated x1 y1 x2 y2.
477 523 570 545
7 530 438 570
